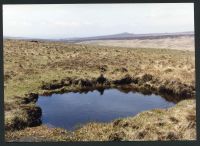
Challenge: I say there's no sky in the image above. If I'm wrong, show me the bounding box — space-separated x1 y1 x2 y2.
3 3 194 39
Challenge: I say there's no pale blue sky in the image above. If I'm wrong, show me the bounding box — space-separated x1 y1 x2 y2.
3 3 194 39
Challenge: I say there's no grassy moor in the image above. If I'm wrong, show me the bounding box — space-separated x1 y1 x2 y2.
4 36 196 141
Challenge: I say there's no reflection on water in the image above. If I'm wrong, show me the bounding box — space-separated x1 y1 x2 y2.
37 88 175 130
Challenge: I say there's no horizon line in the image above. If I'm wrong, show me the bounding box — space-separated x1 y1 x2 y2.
3 30 194 40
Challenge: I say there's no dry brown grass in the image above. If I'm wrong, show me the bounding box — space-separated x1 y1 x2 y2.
69 99 196 141
5 99 196 141
79 36 194 51
5 125 69 142
4 39 195 141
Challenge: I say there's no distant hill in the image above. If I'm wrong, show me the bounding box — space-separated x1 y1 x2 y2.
4 31 194 42
61 31 194 43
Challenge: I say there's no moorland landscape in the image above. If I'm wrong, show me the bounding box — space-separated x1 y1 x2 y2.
4 32 196 141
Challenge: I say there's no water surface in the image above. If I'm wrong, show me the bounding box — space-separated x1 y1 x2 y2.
37 88 175 130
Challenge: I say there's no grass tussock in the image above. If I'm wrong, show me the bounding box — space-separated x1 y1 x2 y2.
5 99 196 141
4 39 195 141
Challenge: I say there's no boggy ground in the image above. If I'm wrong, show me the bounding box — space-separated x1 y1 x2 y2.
4 39 195 141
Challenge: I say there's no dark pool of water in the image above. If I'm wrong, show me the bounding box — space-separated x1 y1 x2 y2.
37 88 175 130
